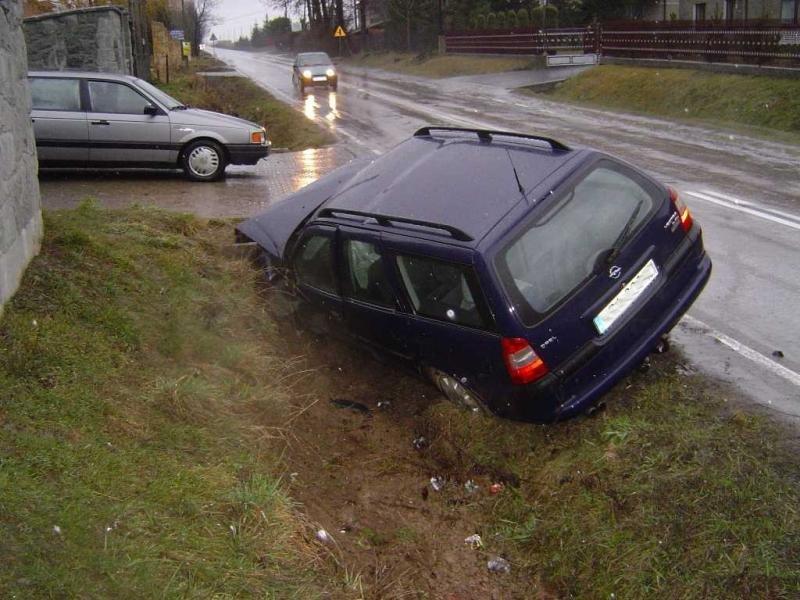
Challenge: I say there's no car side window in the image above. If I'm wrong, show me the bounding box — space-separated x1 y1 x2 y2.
396 255 489 329
29 78 81 111
294 234 337 294
343 240 395 308
88 81 150 114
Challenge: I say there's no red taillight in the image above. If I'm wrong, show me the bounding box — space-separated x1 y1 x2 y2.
501 337 549 385
668 187 693 232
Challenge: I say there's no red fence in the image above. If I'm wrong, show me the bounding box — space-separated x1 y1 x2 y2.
444 21 800 66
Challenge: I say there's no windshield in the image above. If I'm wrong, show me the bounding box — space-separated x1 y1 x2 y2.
134 78 184 109
298 53 332 66
495 162 658 325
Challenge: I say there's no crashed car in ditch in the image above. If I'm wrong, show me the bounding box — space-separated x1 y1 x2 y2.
236 127 711 422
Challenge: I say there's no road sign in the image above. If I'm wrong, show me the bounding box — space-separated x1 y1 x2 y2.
169 29 184 40
334 25 346 38
182 41 191 57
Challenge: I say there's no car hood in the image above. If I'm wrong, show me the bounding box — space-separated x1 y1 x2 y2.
236 157 372 261
169 107 261 130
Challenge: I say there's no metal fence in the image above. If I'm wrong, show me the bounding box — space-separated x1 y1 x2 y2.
444 28 594 55
443 21 800 66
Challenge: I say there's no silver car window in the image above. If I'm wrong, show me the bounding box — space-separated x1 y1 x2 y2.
29 78 81 111
88 81 150 114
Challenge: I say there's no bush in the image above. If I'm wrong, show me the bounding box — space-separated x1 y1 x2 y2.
506 9 518 28
468 15 477 29
518 8 530 27
476 13 487 29
531 4 558 28
497 11 507 28
486 12 497 28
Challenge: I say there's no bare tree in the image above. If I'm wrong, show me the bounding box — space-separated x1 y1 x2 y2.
186 0 219 54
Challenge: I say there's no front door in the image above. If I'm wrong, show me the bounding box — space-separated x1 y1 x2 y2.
28 76 87 166
86 79 172 166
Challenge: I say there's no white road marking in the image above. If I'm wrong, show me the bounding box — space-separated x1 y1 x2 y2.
682 315 800 388
698 189 800 221
684 190 800 231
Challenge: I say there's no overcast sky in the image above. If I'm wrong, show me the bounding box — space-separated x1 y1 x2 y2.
212 0 292 41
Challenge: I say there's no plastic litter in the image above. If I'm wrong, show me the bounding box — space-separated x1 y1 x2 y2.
464 479 479 494
489 482 505 495
52 525 62 535
412 436 429 450
377 400 391 409
487 556 511 574
464 534 483 549
430 476 445 491
315 529 332 544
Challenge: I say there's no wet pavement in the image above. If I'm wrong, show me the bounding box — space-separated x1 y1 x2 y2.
38 48 800 422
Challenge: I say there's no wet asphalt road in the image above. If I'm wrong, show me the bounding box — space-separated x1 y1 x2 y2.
41 48 800 421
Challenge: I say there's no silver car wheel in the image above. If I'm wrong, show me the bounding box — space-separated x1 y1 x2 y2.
428 368 487 414
187 145 220 177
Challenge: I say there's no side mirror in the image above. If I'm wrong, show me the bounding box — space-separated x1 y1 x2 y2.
144 103 159 116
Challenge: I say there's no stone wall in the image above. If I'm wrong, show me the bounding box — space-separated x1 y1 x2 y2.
0 0 43 315
24 5 133 74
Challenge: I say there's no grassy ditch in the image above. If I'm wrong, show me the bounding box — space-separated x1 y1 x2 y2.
345 52 539 78
537 65 800 138
423 363 800 598
158 55 335 150
0 204 330 597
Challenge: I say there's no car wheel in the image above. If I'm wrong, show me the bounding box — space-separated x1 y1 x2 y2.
425 367 490 415
182 140 226 182
330 82 338 92
299 82 306 95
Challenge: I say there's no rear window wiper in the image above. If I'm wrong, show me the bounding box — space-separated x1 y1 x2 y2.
603 198 645 266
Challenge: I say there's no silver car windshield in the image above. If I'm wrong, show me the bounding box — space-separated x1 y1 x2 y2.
135 78 185 109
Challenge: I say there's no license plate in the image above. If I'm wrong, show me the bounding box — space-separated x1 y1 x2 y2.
593 259 659 335
313 76 327 82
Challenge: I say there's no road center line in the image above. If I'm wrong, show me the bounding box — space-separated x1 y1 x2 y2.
684 190 800 231
682 315 800 388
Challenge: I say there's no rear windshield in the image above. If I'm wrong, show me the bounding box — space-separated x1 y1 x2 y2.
298 53 332 66
495 161 660 325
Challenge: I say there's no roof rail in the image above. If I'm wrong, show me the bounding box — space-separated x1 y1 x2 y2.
413 126 570 152
317 208 473 242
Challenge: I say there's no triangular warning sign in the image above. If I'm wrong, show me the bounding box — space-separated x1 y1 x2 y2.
334 25 346 37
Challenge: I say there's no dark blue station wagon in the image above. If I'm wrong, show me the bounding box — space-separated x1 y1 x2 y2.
237 127 711 422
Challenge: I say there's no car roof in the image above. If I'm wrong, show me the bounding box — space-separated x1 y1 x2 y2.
321 128 584 246
28 70 140 83
296 52 331 59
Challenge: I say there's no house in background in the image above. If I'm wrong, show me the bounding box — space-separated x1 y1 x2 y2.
642 0 799 22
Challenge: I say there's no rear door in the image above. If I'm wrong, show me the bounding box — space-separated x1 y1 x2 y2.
387 238 504 399
338 227 412 360
492 158 683 368
86 79 172 166
28 76 87 166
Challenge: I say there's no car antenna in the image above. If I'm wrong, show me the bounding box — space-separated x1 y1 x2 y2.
506 149 525 196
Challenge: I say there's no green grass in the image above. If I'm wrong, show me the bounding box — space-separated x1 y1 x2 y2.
0 204 328 597
539 65 800 139
345 51 539 78
158 55 335 150
423 369 800 598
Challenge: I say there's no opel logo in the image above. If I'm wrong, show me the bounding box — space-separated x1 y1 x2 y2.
609 266 622 279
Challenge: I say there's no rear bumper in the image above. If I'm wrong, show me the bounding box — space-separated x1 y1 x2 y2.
499 235 712 422
227 144 270 165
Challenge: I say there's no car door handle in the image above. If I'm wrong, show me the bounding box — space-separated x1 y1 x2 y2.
91 120 110 125
30 118 35 123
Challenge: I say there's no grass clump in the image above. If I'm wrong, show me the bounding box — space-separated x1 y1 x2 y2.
0 203 327 597
423 367 800 598
159 55 335 150
345 52 538 78
540 65 800 138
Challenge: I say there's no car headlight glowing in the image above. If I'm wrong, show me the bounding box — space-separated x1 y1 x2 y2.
326 68 335 77
302 70 312 78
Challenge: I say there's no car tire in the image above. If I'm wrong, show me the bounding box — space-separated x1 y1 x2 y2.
299 82 306 95
425 367 491 415
330 82 338 92
181 139 226 182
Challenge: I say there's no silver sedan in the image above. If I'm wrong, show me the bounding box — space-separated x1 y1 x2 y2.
28 70 271 181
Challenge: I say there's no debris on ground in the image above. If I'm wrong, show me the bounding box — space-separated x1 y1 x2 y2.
430 476 445 492
412 435 429 450
464 534 483 549
487 556 511 574
377 400 391 409
315 529 333 544
489 483 505 495
638 357 651 373
330 398 371 414
464 480 479 494
772 350 785 358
